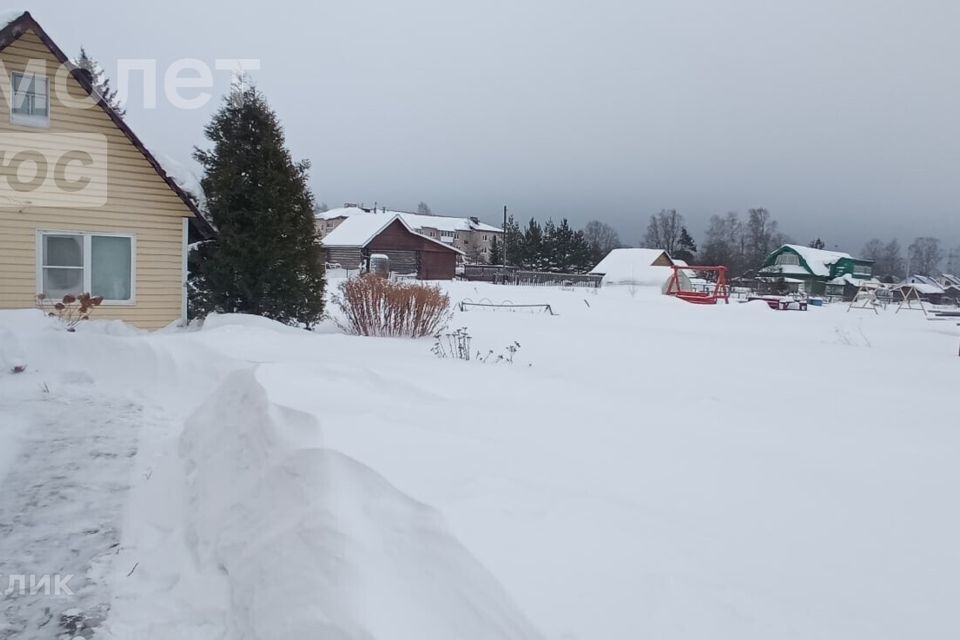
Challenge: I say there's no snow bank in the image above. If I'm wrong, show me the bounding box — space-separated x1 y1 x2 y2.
179 368 543 640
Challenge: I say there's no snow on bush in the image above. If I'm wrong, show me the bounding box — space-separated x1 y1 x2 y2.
179 368 543 640
335 275 451 337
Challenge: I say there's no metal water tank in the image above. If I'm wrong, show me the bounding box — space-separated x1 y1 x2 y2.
369 253 390 277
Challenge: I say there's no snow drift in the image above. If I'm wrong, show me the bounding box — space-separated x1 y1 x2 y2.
179 368 543 640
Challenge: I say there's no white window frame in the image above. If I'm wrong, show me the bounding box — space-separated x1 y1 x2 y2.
10 71 51 128
36 230 137 305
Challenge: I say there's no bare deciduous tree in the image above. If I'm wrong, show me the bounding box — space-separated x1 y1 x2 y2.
582 220 621 264
744 208 784 267
862 238 905 281
945 246 960 275
701 212 746 275
642 209 684 254
907 237 943 276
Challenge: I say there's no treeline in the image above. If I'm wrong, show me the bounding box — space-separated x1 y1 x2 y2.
862 237 959 280
698 208 787 277
490 217 621 273
639 208 960 280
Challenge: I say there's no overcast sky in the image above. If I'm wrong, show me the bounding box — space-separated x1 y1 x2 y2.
24 0 960 251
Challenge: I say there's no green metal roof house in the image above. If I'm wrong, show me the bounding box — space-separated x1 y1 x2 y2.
758 245 874 296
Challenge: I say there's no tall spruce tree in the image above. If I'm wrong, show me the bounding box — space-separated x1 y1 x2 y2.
489 235 503 265
523 218 545 269
569 228 594 273
502 215 525 266
74 47 125 116
190 81 325 327
673 226 698 263
541 219 558 270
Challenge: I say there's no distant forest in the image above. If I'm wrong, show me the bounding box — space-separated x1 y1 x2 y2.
488 207 958 280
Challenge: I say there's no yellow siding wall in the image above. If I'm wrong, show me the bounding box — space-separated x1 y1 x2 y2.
0 30 193 329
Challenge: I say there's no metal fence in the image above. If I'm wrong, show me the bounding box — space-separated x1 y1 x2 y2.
461 265 602 288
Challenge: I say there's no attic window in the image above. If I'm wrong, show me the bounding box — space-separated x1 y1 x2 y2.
775 253 800 266
10 72 50 127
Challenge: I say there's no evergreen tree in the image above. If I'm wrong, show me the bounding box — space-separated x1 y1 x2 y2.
541 219 558 270
522 218 544 269
502 215 525 266
74 47 125 116
809 237 825 249
189 80 325 327
540 218 594 273
673 226 698 263
569 229 594 273
417 201 432 215
489 235 503 265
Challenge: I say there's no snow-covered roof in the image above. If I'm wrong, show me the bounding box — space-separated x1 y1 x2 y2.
321 214 464 254
760 263 813 277
321 214 396 247
826 274 877 287
0 9 25 30
317 207 375 221
780 244 854 277
317 207 501 233
896 275 945 295
589 248 675 286
152 150 204 204
940 274 960 288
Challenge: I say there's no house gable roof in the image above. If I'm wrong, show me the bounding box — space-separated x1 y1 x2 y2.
0 11 214 238
317 206 502 234
588 248 676 286
322 214 465 254
589 248 671 274
897 275 945 294
763 244 871 278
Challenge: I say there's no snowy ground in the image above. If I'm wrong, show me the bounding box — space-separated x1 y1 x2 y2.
1 283 958 639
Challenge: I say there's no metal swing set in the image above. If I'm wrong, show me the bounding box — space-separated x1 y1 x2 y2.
664 265 731 305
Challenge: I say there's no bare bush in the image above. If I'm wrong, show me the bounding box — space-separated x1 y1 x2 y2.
336 276 451 337
36 293 103 331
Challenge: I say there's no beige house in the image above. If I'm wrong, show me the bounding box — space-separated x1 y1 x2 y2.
0 12 211 329
317 206 502 264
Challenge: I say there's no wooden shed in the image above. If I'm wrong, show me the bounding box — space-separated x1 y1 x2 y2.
322 214 463 280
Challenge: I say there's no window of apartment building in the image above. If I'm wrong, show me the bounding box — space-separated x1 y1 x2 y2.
11 72 50 127
38 232 135 303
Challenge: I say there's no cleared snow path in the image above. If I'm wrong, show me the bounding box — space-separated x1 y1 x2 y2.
0 390 144 639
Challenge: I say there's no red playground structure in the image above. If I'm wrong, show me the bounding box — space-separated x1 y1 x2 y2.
664 265 730 305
